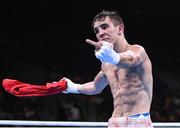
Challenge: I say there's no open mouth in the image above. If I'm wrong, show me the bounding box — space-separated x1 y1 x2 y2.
102 38 110 42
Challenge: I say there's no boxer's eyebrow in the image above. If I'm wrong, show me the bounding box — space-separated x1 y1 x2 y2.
93 23 109 34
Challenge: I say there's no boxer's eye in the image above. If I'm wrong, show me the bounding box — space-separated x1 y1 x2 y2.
94 28 99 34
100 24 109 30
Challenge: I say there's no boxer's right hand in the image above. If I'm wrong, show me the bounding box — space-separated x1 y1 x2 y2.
62 78 80 94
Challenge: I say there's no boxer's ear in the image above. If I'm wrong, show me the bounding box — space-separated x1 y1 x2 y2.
117 24 124 35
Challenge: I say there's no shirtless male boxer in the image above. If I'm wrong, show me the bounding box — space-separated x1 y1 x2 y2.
63 10 153 128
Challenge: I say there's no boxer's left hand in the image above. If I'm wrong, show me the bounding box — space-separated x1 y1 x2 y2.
86 39 120 65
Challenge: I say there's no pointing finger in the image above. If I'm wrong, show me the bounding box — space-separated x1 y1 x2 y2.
86 39 102 48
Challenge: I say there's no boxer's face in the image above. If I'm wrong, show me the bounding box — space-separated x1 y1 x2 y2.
93 16 123 45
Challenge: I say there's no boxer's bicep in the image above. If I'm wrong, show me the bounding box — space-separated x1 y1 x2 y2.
94 71 108 92
77 71 108 95
117 46 146 67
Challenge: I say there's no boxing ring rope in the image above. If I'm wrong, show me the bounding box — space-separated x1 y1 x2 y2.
0 120 180 127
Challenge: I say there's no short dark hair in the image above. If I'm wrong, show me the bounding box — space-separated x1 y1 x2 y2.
92 10 124 27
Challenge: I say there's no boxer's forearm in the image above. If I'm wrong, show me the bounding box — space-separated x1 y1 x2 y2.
78 82 101 95
63 71 107 95
62 79 100 95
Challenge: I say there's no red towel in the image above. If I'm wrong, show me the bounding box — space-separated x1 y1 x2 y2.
2 79 67 97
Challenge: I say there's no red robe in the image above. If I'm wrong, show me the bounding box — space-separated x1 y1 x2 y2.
2 79 67 97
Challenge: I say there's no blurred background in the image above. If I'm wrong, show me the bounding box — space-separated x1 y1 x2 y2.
0 0 180 122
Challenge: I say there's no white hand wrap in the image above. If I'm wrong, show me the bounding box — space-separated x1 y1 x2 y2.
95 41 120 65
63 78 80 94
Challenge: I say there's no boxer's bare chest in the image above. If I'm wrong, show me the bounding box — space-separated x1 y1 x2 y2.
102 63 136 81
102 63 142 91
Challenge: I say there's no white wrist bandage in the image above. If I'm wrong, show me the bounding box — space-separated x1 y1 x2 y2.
95 41 120 65
63 78 80 94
